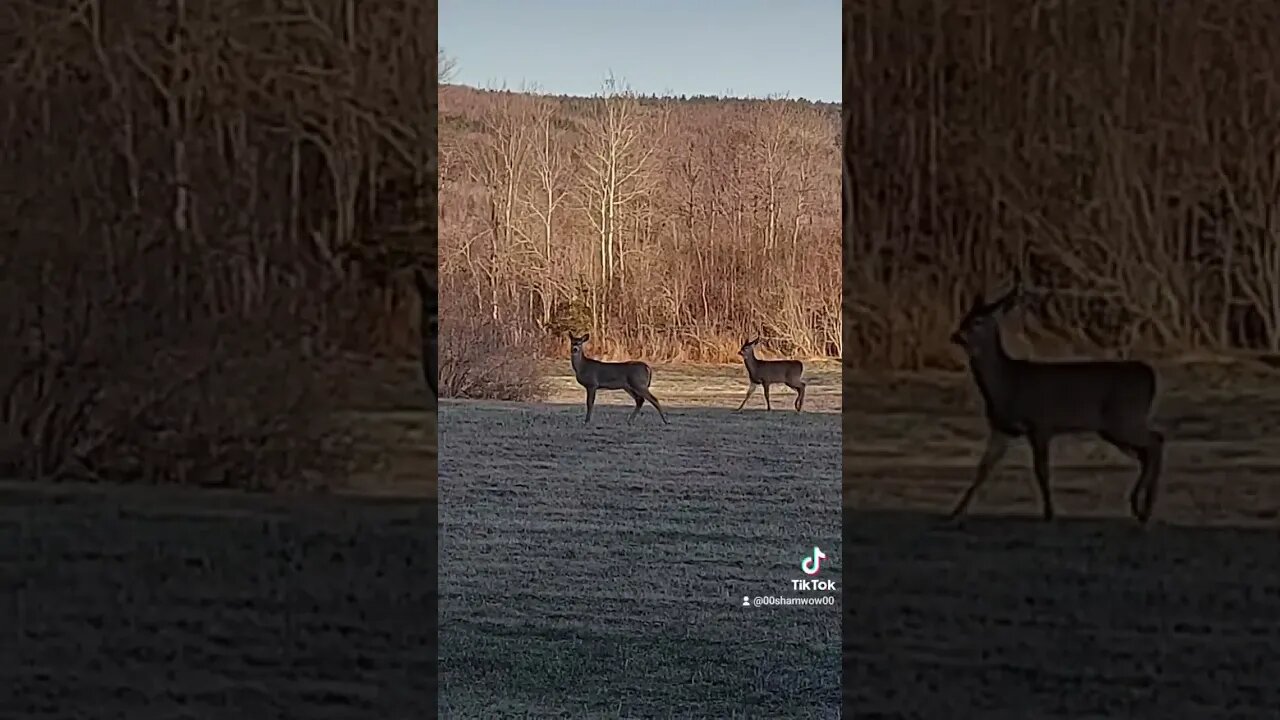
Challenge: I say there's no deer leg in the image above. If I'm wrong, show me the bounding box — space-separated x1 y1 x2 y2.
584 386 597 425
735 383 757 411
762 383 772 411
949 432 1010 519
1126 448 1146 519
625 388 644 424
1030 434 1055 521
1138 430 1165 524
1099 432 1144 519
788 381 806 412
1101 427 1163 524
636 388 669 424
424 340 437 399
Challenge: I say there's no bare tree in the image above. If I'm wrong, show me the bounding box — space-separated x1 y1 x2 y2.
575 77 666 331
459 91 534 322
439 48 458 83
523 97 573 327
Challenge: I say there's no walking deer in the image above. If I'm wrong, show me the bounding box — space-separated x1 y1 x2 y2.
736 338 807 412
569 334 668 425
412 268 437 399
948 272 1165 524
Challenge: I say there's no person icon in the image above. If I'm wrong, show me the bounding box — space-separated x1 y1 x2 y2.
742 596 750 607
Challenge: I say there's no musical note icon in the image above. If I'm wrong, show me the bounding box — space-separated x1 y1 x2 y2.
801 546 826 575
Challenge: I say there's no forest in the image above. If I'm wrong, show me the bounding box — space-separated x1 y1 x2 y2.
0 1 435 487
846 0 1280 370
438 82 842 375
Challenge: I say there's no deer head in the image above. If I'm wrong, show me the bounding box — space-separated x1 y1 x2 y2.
950 272 1022 356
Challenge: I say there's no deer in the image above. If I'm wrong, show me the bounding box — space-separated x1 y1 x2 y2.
735 338 807 412
412 268 437 399
947 272 1165 524
568 333 668 425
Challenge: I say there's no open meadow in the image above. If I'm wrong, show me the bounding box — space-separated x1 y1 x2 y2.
844 359 1280 718
438 362 842 717
0 483 436 719
0 361 438 720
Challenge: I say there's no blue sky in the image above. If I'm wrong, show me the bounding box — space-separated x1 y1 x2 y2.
439 0 839 103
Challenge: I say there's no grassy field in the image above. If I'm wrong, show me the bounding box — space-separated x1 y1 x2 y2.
20 350 1276 717
438 362 842 718
0 483 437 719
0 360 438 720
844 358 1280 718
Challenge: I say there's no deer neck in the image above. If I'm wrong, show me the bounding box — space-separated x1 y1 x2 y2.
969 330 1015 411
571 351 586 377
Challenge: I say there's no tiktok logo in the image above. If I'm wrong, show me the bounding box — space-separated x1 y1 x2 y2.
801 546 826 575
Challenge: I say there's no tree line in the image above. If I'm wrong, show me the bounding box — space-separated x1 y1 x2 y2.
846 0 1280 370
0 1 435 486
438 82 841 368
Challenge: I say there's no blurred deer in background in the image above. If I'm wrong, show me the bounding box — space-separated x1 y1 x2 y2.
947 272 1165 524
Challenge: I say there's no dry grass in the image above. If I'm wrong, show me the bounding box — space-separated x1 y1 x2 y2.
438 362 840 717
328 358 437 499
844 358 1280 716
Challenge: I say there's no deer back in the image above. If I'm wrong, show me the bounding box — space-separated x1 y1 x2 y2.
577 356 652 390
990 358 1157 435
743 351 803 384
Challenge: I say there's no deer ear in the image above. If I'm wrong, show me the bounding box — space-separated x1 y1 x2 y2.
996 278 1021 312
582 333 590 343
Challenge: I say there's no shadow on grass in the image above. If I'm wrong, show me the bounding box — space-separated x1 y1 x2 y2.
843 508 1280 719
0 485 438 719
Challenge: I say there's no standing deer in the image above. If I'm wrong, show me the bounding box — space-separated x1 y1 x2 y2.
947 272 1165 524
569 333 668 425
736 338 807 412
413 268 437 399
